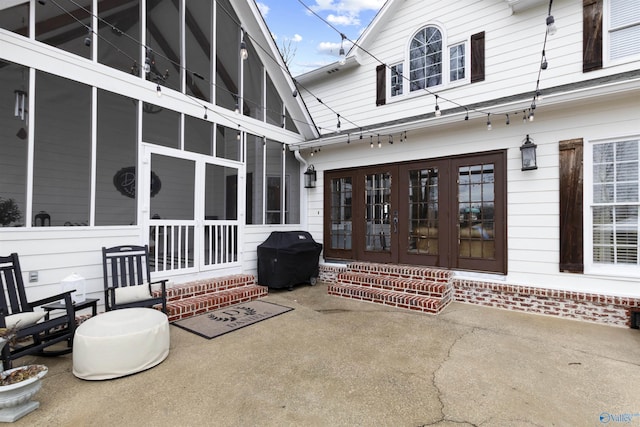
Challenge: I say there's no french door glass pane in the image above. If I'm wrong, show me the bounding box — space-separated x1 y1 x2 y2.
408 168 439 255
458 163 495 259
329 177 352 250
365 173 391 252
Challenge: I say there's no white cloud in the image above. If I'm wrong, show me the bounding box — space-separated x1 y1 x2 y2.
317 41 340 56
311 0 385 15
327 13 359 26
292 34 303 42
257 2 269 17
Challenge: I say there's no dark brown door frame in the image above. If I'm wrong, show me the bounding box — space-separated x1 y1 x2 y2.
323 151 506 274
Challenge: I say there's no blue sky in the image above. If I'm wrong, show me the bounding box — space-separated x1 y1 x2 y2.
256 0 386 76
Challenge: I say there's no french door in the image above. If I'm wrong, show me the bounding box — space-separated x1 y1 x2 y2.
324 151 506 273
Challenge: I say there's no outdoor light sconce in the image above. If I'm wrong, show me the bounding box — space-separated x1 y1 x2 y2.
520 134 538 171
304 165 317 189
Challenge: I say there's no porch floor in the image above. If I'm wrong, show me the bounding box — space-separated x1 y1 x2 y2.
16 282 640 426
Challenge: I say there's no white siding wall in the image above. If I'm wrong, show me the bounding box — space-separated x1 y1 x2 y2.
303 90 640 298
302 0 638 134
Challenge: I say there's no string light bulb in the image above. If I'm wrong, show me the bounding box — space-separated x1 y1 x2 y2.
546 15 557 36
339 33 347 65
370 135 373 148
434 95 441 117
377 134 381 148
486 114 492 131
203 106 208 120
156 84 162 97
336 114 341 133
464 108 469 121
505 114 510 125
240 32 248 60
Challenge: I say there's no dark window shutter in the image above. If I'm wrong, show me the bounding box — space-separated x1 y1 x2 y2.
471 31 485 83
559 139 584 273
583 0 603 72
376 64 386 106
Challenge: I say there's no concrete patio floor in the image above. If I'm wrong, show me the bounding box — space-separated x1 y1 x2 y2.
11 282 640 426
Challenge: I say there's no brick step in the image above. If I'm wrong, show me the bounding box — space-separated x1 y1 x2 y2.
347 262 452 282
164 274 256 301
166 283 267 322
337 271 452 299
328 282 450 314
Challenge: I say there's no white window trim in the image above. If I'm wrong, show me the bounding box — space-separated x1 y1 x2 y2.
447 39 470 87
603 0 640 67
584 134 640 278
389 24 470 103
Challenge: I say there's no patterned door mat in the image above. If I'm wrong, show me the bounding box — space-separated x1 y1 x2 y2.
172 300 293 339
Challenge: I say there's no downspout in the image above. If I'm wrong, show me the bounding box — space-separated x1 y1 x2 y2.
295 149 309 230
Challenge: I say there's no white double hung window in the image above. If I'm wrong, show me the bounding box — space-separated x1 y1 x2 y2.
606 0 640 63
588 138 640 274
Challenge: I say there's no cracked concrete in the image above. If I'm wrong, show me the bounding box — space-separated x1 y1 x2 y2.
11 282 640 426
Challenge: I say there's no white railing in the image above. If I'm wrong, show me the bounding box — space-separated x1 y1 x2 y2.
203 221 238 266
149 220 239 273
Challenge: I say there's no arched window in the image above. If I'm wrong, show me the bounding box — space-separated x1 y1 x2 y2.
409 26 442 91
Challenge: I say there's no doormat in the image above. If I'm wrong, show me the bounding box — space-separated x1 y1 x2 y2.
172 300 293 339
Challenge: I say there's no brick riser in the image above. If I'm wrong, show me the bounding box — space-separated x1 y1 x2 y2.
328 283 449 314
338 271 451 299
331 263 454 315
155 274 267 322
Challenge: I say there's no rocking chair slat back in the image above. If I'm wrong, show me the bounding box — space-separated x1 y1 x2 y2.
0 253 31 315
102 245 166 313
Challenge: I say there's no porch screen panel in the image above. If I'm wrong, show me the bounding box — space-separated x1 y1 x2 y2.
0 61 28 227
0 2 29 36
185 116 213 156
243 38 264 121
216 124 241 161
285 148 300 224
98 0 140 75
265 139 283 224
142 107 180 149
458 164 495 259
185 2 212 102
146 0 180 93
245 134 264 224
365 172 391 252
330 177 353 250
215 0 240 113
33 71 91 226
36 0 92 60
96 90 137 226
408 168 439 255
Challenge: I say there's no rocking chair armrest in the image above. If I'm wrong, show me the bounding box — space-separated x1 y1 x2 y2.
149 279 168 292
29 290 75 308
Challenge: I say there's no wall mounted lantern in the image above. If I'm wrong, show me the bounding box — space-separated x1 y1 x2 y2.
520 134 538 171
304 165 317 188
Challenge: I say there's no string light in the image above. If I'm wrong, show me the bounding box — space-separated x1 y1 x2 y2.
505 114 510 125
339 33 347 65
377 134 381 148
434 95 441 117
370 135 373 148
388 135 393 145
486 114 492 131
203 106 208 120
240 30 249 60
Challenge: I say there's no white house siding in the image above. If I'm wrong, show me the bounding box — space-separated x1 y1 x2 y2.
297 0 640 303
300 0 637 133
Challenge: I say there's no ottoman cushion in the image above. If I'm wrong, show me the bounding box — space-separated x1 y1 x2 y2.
72 308 170 380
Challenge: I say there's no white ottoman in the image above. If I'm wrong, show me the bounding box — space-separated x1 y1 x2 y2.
72 308 170 380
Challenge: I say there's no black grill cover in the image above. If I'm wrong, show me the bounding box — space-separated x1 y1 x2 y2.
257 231 323 289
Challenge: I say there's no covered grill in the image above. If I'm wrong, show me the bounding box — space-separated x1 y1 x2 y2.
257 231 323 290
